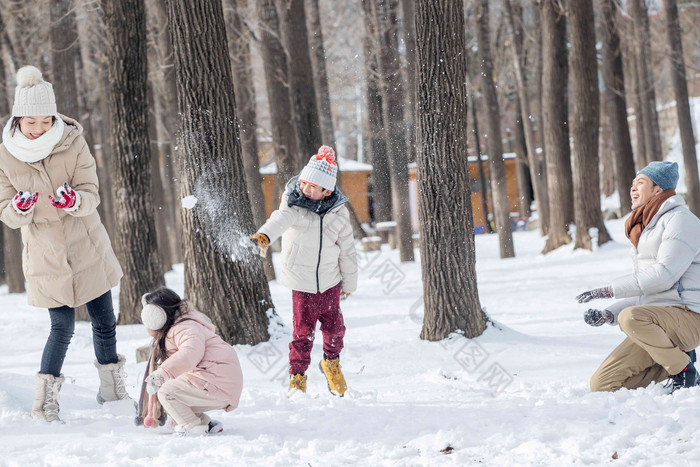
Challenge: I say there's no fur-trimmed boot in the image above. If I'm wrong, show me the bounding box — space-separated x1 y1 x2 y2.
95 354 133 405
31 373 64 422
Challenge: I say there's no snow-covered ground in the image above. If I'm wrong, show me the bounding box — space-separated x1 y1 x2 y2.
2 216 699 466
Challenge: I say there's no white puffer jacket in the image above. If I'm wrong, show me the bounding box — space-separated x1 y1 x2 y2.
606 195 700 324
257 177 357 295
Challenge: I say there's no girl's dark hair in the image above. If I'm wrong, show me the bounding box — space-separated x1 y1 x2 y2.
10 115 57 136
144 287 190 364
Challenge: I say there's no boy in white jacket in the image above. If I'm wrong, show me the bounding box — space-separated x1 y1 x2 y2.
578 161 700 393
251 146 357 396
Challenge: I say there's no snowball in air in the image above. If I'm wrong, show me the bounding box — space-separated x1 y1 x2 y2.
181 195 198 209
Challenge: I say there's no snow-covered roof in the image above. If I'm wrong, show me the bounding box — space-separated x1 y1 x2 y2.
260 157 373 174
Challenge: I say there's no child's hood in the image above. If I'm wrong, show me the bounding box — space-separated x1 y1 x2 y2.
174 309 216 333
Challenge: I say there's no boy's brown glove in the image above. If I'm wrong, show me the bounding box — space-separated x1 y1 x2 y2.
250 233 270 257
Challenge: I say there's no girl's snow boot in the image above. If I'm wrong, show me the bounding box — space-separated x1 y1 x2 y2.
319 356 347 397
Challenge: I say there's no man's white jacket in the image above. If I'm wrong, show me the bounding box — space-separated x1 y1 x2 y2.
607 195 700 324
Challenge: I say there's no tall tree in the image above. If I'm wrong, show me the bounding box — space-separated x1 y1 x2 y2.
665 0 700 215
628 0 663 162
101 0 164 323
540 0 573 253
416 0 487 341
400 0 417 164
360 0 393 225
258 0 301 196
470 93 494 234
369 0 414 262
505 0 547 234
513 95 533 218
50 0 92 321
569 0 611 249
475 0 514 258
305 0 335 148
224 0 276 281
165 0 273 344
622 23 648 170
599 0 635 215
152 0 183 264
276 0 322 167
305 0 366 238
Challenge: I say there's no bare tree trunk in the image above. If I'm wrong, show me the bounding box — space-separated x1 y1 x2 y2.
514 94 533 218
224 0 276 281
304 0 366 239
361 1 392 225
165 0 273 344
147 78 172 273
540 0 573 254
101 0 165 324
152 0 182 265
276 0 322 168
370 0 414 262
470 93 494 234
505 0 546 234
599 0 635 216
50 0 91 321
475 0 514 258
416 0 486 341
629 0 662 162
569 0 611 250
400 0 417 164
258 0 300 197
623 26 648 170
600 100 616 197
665 0 700 215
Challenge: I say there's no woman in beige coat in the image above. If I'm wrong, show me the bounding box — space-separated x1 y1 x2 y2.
0 66 127 422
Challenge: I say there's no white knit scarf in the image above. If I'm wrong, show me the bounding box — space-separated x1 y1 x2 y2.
2 116 65 163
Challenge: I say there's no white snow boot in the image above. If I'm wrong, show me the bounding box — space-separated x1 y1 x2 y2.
31 373 64 423
95 354 134 405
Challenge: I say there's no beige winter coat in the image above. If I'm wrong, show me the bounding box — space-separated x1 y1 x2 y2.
0 115 122 308
257 176 358 294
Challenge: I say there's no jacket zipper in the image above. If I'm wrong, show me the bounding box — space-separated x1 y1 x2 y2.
316 214 324 293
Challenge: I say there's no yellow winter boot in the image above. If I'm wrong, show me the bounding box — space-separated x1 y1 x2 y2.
288 373 307 396
319 356 347 397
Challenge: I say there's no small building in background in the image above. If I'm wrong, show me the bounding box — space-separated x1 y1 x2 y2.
408 153 521 233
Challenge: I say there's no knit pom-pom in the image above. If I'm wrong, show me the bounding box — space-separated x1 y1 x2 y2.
16 66 44 87
316 145 336 163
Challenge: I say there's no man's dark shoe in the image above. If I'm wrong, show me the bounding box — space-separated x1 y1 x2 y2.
671 360 699 392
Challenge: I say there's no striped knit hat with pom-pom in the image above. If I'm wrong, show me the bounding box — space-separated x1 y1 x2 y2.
299 145 338 191
12 66 57 117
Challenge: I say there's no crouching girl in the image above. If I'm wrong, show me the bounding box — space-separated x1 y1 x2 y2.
141 287 243 435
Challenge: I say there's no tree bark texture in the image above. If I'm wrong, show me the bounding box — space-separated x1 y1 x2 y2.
628 0 663 162
165 0 273 344
505 0 546 233
470 94 494 234
400 0 417 164
540 0 573 254
514 94 533 218
258 0 301 196
665 0 700 215
569 0 611 250
152 0 183 265
360 0 392 225
276 0 322 167
599 0 635 215
49 0 80 121
305 0 335 148
622 24 648 170
224 0 276 281
101 0 165 324
369 0 414 262
475 0 514 258
415 0 487 341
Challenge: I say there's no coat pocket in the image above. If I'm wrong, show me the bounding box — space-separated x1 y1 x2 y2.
283 242 299 268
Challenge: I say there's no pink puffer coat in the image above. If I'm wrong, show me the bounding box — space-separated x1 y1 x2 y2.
154 310 243 411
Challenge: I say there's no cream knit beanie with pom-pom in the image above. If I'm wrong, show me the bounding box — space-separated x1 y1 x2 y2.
12 66 57 117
